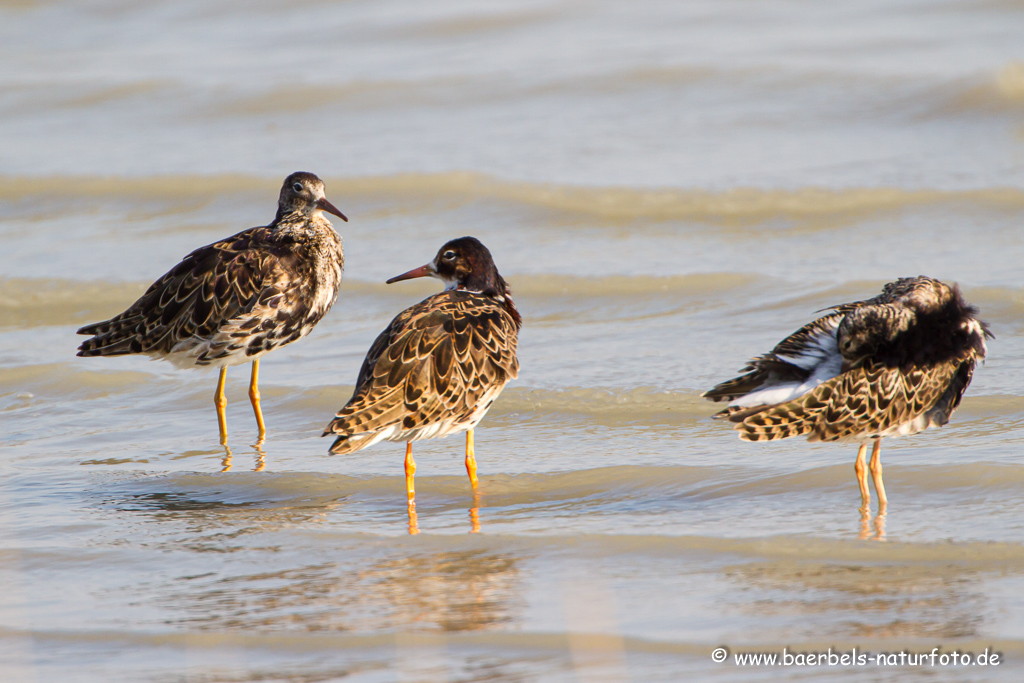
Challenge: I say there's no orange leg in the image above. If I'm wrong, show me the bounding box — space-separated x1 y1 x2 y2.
869 440 887 512
404 442 416 500
248 359 266 445
465 429 479 491
405 442 419 535
854 443 870 510
214 366 228 445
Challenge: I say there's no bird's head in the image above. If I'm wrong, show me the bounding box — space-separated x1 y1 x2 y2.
386 236 510 300
277 172 347 222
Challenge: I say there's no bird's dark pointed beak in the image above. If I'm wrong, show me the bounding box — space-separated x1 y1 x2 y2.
316 197 348 222
386 263 435 284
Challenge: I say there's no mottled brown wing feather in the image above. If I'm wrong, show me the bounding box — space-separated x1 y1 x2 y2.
325 291 519 452
77 227 277 357
735 360 961 442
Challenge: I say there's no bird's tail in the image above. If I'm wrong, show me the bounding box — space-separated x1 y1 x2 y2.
76 315 147 357
324 430 381 455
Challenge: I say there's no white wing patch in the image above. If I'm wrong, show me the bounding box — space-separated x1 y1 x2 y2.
773 317 842 370
730 319 843 410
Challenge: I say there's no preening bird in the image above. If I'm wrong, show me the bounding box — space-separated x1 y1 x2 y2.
324 236 521 502
703 276 990 511
77 172 347 444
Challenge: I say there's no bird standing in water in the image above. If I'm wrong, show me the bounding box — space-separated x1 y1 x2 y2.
77 172 347 446
703 276 990 514
324 237 520 529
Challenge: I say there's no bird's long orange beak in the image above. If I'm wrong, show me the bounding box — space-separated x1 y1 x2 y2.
316 197 348 222
386 263 434 284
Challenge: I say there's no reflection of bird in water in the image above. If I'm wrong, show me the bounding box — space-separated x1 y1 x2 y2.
77 172 347 446
704 276 990 513
161 551 521 633
358 551 520 631
728 558 980 638
219 442 266 473
859 506 885 541
324 237 520 525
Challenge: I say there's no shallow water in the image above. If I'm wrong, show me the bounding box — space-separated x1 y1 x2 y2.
2 1 1024 681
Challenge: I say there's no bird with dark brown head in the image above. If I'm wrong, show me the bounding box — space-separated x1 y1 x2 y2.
325 236 521 529
387 236 521 323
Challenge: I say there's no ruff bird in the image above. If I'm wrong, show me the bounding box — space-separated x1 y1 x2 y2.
324 237 521 504
77 172 347 444
703 276 990 511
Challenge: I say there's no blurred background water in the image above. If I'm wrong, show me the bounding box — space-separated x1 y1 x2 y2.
2 1 1024 681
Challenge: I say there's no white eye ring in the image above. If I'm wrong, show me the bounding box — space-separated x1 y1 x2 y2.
442 250 456 260
292 182 303 192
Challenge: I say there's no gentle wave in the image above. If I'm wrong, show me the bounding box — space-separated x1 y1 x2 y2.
334 174 1024 225
508 272 761 299
5 348 1017 424
493 386 708 422
266 384 714 425
0 278 144 329
109 462 1024 514
207 65 719 117
387 7 559 40
103 61 1024 120
0 274 762 331
5 174 1024 225
2 625 1022 657
0 362 155 397
2 626 1015 667
0 174 272 202
940 61 1024 114
6 274 1022 317
15 279 1020 341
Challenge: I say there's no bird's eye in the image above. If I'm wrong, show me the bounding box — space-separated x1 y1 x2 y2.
442 250 456 261
292 182 303 192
